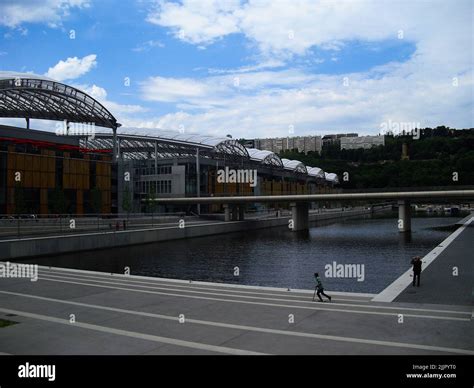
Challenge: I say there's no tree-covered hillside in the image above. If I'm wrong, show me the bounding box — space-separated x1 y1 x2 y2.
279 127 474 189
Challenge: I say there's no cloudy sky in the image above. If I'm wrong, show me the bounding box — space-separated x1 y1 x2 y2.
0 0 472 138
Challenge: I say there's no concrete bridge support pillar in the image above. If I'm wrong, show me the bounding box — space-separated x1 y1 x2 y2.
290 202 309 231
223 204 231 222
398 200 411 232
232 205 238 221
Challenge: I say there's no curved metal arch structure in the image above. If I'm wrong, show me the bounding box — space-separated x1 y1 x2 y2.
82 134 205 160
0 72 119 129
80 131 342 182
214 139 249 158
246 148 283 167
307 166 325 178
79 130 250 161
116 129 249 159
281 158 307 174
325 172 339 184
131 129 247 155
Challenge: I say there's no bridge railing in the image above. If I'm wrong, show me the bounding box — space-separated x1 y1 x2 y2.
341 185 474 193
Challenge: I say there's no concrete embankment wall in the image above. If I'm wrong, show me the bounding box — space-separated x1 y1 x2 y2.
0 207 390 260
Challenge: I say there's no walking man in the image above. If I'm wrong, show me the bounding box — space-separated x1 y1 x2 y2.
313 272 332 302
411 256 422 287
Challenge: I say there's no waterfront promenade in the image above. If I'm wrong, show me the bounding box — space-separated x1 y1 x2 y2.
395 216 473 306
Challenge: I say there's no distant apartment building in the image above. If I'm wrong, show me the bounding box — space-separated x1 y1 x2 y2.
322 133 358 147
251 136 322 154
340 135 385 150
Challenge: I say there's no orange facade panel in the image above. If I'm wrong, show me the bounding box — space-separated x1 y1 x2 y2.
83 175 90 190
47 173 55 188
24 170 32 187
40 155 48 171
70 174 77 189
4 149 113 215
71 160 77 175
48 156 54 172
77 190 83 204
25 155 33 170
33 171 41 188
40 172 48 188
76 190 84 215
7 169 14 187
16 154 25 170
63 174 69 189
7 154 15 170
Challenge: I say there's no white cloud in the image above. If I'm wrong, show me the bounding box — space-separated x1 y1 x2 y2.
138 0 473 137
147 0 241 45
135 61 473 138
0 0 90 28
132 40 165 52
74 84 147 116
140 76 225 104
77 84 107 100
147 0 399 55
207 59 286 74
149 0 472 66
45 54 97 81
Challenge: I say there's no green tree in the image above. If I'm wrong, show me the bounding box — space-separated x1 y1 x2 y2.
278 128 474 189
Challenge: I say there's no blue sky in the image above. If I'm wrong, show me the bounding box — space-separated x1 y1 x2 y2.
0 0 472 138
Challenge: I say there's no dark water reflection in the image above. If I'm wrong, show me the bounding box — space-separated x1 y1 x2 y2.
19 213 459 293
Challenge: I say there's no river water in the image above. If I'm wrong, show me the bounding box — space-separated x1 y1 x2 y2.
18 212 463 293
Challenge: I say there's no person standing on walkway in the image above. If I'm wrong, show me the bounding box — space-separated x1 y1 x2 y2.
411 256 422 287
313 272 332 302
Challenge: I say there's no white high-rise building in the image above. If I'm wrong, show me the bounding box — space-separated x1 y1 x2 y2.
254 136 322 154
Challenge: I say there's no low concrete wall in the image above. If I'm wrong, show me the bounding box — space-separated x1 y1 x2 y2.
0 207 390 260
455 212 474 226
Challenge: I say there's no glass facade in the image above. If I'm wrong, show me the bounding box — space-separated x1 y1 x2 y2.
135 180 172 194
135 166 172 176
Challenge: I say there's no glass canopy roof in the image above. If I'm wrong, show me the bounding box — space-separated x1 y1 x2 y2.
78 130 337 181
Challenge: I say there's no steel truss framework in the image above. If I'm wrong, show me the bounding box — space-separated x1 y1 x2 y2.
80 133 250 162
0 72 119 129
247 148 284 167
79 132 330 181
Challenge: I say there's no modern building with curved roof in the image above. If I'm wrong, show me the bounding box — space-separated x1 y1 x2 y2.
78 129 336 183
0 72 339 215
